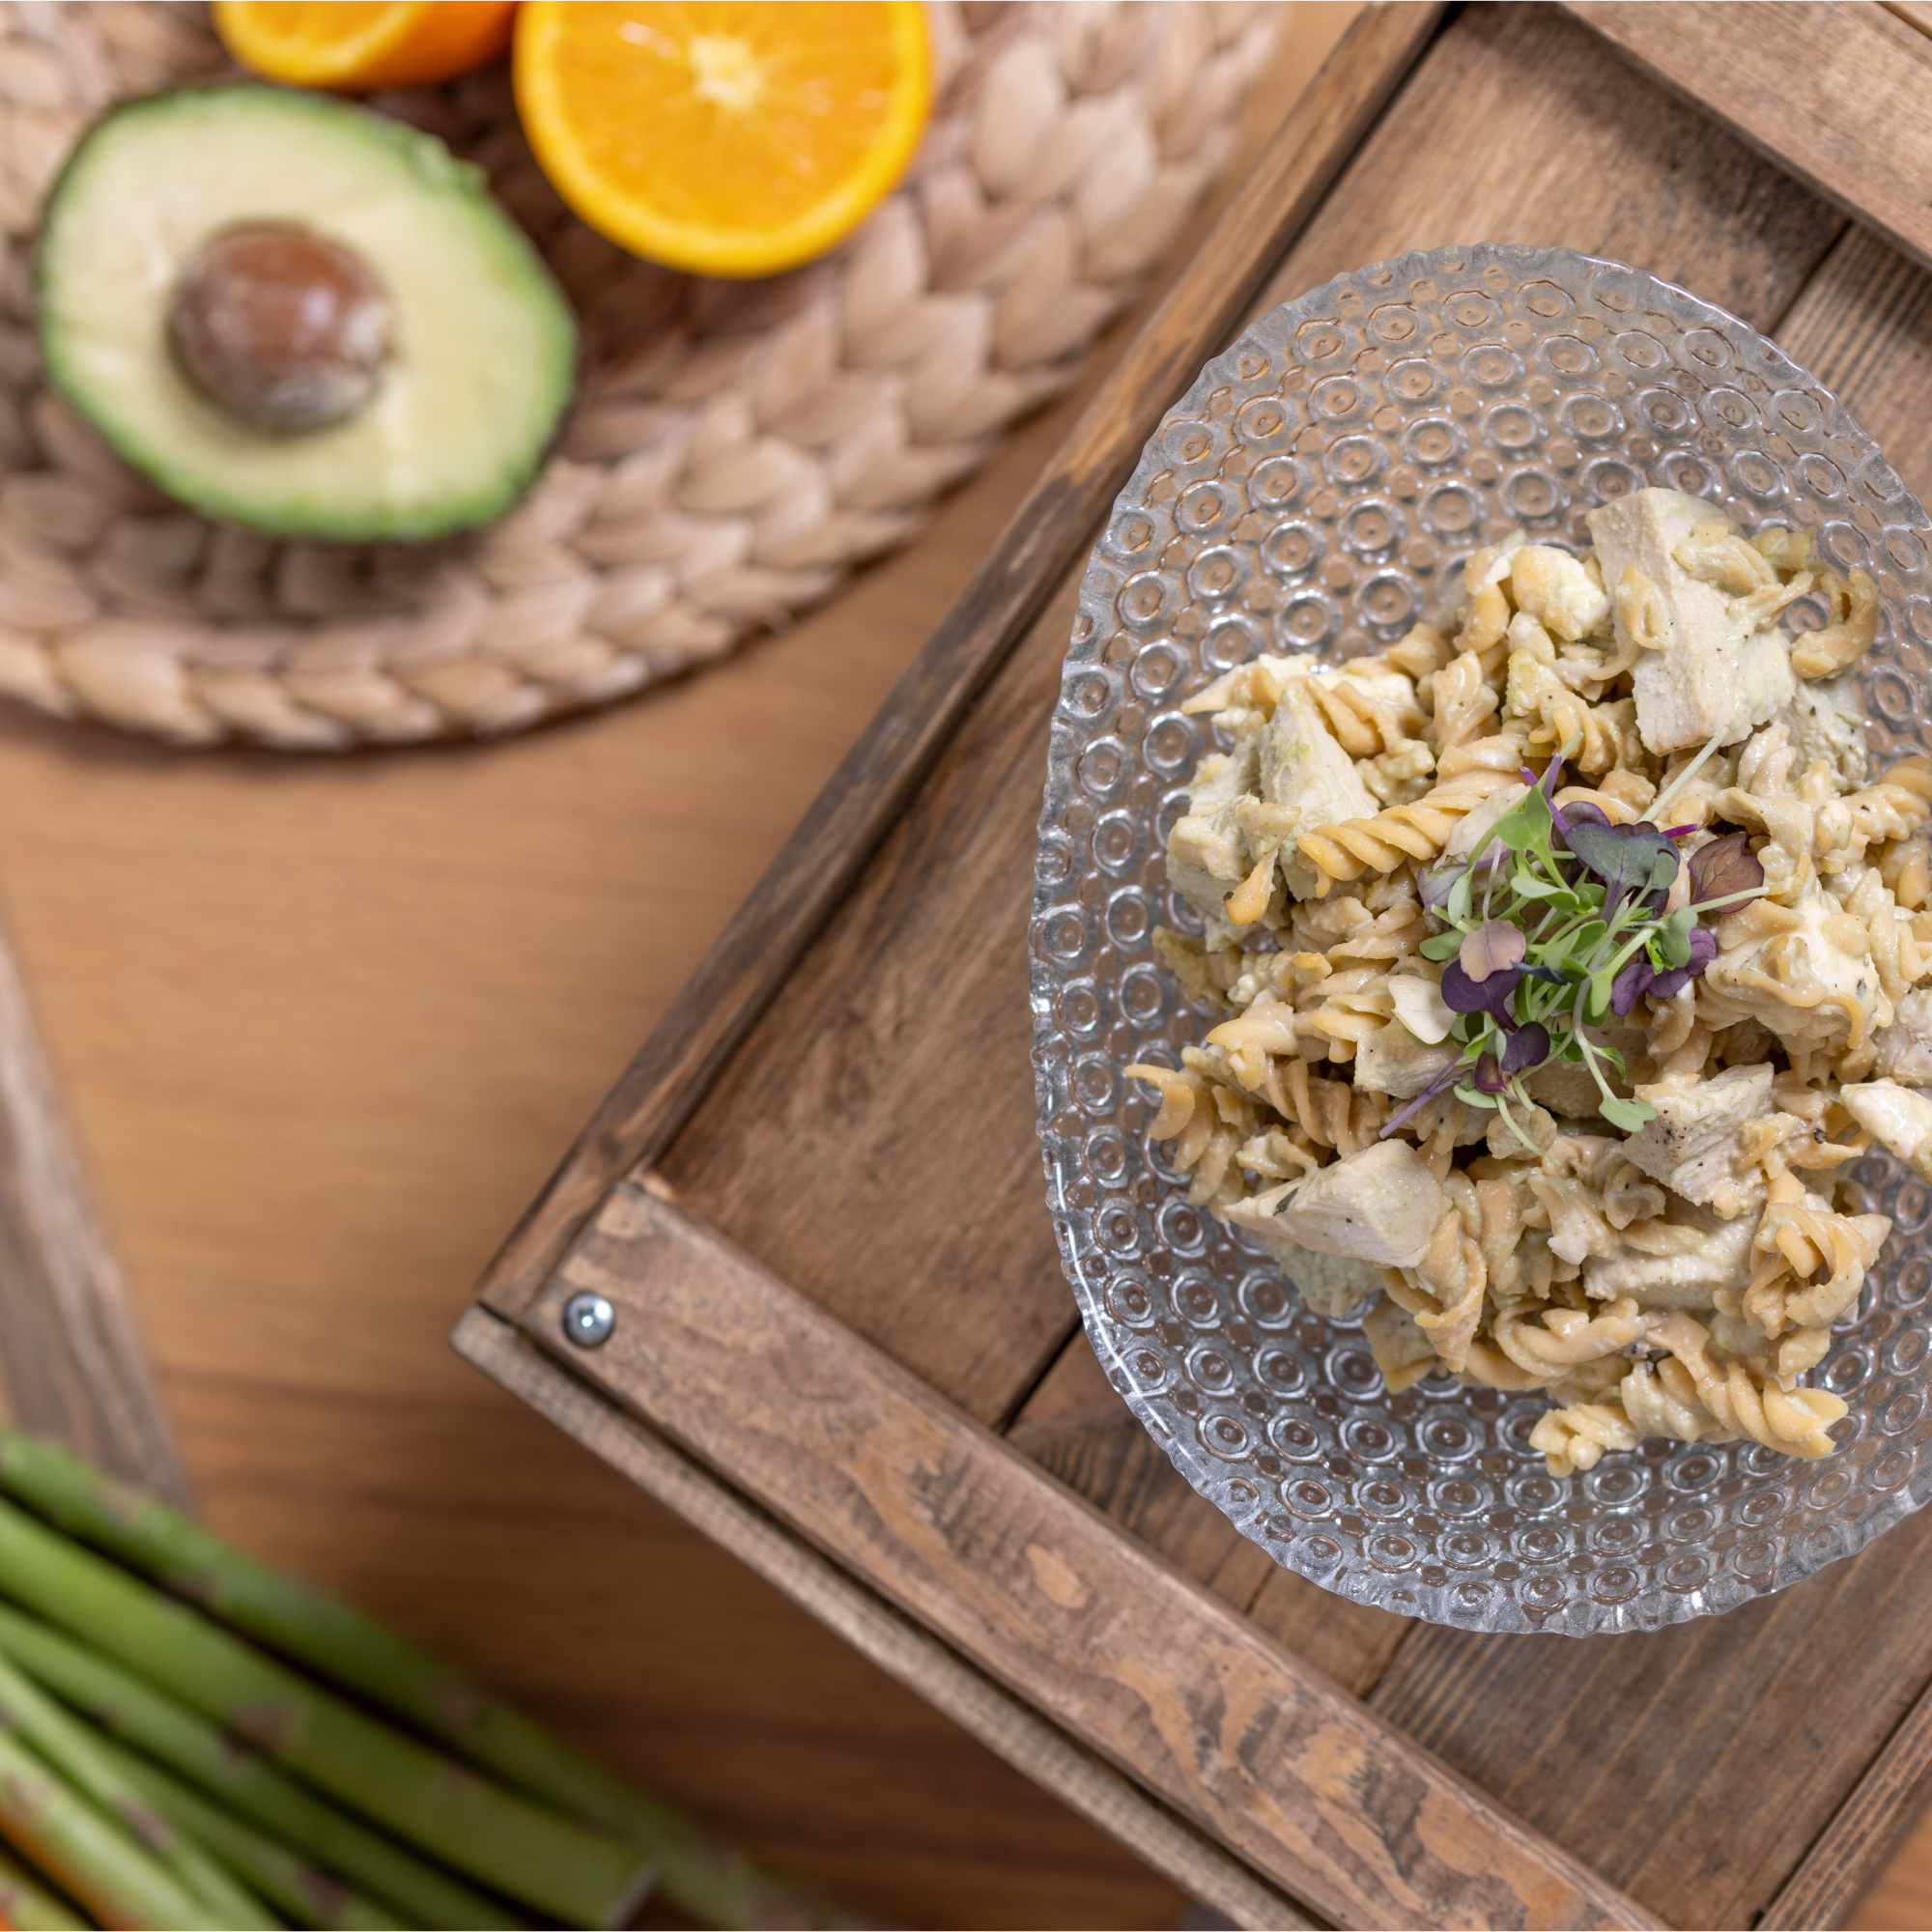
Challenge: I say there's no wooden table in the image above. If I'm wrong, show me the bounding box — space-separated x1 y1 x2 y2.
443 2 1932 1927
0 8 1371 1926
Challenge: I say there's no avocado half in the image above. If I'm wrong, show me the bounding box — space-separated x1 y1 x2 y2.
36 86 578 544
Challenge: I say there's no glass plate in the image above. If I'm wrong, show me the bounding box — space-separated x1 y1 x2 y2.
1029 242 1932 1636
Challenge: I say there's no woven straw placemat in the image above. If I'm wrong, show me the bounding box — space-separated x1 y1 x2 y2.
0 0 1278 750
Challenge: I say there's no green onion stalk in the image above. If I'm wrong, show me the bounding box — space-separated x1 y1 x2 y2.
0 1427 860 1929
0 1601 514 1931
1388 725 1767 1151
0 1500 651 1929
0 1647 269 1927
0 1842 87 1931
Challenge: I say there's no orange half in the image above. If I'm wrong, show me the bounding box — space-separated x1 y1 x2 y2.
515 1 931 279
213 0 517 92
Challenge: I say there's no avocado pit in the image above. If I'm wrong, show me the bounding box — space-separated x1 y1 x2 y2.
168 222 393 432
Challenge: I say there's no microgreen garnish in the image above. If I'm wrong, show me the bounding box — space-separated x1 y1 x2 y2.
1378 754 1766 1140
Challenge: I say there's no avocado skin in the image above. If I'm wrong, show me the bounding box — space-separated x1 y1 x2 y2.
35 84 581 544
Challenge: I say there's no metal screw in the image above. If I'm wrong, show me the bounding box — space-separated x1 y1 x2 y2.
561 1291 615 1349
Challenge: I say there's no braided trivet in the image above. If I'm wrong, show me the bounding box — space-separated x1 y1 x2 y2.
0 0 1278 750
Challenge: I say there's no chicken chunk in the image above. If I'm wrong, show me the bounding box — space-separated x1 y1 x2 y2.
1843 1079 1932 1179
1622 1062 1775 1217
1164 728 1262 947
1582 1213 1756 1310
1585 488 1795 754
1216 1200 1385 1318
1269 1139 1445 1268
1353 1019 1459 1098
1261 682 1379 899
1873 986 1932 1084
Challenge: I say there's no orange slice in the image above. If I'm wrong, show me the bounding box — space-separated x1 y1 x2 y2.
514 1 931 279
213 0 517 92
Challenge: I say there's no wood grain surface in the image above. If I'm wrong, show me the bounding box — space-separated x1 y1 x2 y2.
0 0 1929 1925
527 1182 1661 1932
1563 1 1932 278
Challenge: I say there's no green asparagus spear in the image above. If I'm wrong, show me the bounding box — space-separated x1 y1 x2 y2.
87 1728 409 1932
0 1718 207 1929
0 1426 850 1929
0 1843 86 1930
0 1500 652 1928
0 1648 268 1927
0 1603 512 1930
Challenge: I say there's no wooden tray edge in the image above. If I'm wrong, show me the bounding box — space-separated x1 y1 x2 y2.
450 1304 1319 1932
485 1182 1662 1932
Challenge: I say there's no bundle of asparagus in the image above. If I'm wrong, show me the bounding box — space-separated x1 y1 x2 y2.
0 1427 857 1931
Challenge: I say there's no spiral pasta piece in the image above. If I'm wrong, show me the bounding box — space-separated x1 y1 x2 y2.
1492 1296 1651 1379
1742 1171 1890 1335
1431 650 1498 753
1646 1313 1847 1457
1387 1174 1488 1371
1528 1402 1639 1477
1507 652 1641 774
1294 768 1519 892
1790 567 1880 679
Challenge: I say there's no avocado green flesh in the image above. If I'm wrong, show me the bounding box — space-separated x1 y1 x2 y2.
36 86 577 543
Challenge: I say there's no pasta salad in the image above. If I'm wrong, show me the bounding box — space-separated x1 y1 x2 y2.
1128 486 1932 1477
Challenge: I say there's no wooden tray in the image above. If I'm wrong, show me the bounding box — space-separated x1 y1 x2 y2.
454 6 1932 1924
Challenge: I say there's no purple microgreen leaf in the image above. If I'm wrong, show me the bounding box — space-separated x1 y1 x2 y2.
1458 919 1526 982
1472 1053 1509 1094
1557 799 1610 832
1609 955 1655 1017
1645 926 1719 1003
1561 813 1681 904
1441 958 1521 1021
1501 1021 1550 1076
1687 831 1764 907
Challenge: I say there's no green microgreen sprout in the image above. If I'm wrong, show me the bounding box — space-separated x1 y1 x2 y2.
1381 746 1767 1142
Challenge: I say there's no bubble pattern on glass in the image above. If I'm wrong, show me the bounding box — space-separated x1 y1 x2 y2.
1030 243 1932 1636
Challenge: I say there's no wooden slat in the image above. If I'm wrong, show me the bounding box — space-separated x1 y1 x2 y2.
1264 1 1845 333
1008 1334 1409 1699
1883 0 1932 34
449 1307 1312 1932
1562 0 1932 278
473 0 1448 1325
0 913 183 1502
520 1181 1659 1932
1762 1679 1932 1930
1369 1509 1932 1932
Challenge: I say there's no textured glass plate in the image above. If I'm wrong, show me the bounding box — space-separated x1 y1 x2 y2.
1029 242 1932 1635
